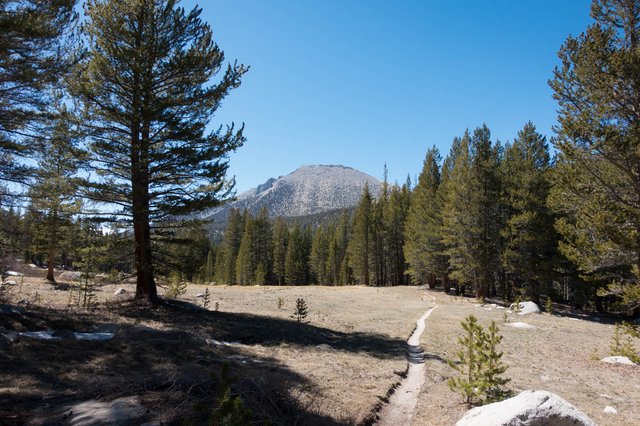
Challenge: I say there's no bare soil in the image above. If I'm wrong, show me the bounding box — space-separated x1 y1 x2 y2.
2 264 639 425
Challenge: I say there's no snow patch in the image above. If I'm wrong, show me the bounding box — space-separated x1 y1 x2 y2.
508 322 536 329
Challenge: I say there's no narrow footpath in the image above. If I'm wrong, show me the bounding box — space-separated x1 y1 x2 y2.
375 304 438 425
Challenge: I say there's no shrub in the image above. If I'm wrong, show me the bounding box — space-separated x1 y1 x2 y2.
447 315 511 405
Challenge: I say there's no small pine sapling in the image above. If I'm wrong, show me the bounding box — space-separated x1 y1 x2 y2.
610 322 640 363
166 280 188 299
292 298 309 323
479 321 511 403
202 288 211 310
209 363 253 425
512 295 522 314
447 315 510 406
277 297 285 310
546 296 553 315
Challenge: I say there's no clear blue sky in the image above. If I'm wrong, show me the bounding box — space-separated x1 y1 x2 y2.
183 0 593 193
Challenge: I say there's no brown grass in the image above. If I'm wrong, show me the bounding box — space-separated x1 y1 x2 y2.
0 265 429 425
2 264 639 425
414 292 640 426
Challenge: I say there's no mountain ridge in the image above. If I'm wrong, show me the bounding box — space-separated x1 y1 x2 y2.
203 164 381 231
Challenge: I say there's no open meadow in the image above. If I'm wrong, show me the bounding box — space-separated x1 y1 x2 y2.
1 264 639 425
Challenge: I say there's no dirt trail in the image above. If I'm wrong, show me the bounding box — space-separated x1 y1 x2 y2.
375 304 438 425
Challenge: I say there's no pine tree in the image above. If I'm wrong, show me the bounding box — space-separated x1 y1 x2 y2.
348 183 373 285
285 222 308 285
327 210 351 285
0 0 77 185
447 315 510 406
235 209 272 285
272 217 289 285
215 209 246 285
442 127 502 300
310 225 330 285
385 182 410 285
404 147 443 287
28 111 84 282
371 165 389 286
442 132 477 295
202 245 216 283
71 0 247 302
549 0 640 313
501 122 555 303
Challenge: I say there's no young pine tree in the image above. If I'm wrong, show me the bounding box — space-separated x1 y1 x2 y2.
29 111 84 282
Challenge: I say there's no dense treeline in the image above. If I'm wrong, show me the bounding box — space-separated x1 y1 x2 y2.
211 177 411 287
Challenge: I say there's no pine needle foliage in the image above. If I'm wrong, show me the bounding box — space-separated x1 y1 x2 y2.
292 298 309 324
447 315 510 406
208 363 253 426
610 322 640 363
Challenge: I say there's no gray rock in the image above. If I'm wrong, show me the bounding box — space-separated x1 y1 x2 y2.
67 396 145 425
456 390 596 426
3 280 17 286
113 288 127 295
509 301 541 315
59 271 84 282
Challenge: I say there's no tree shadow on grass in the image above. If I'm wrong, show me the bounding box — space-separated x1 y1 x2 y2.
0 302 406 425
114 299 408 360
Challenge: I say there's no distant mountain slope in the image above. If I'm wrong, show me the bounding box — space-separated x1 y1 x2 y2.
203 165 381 231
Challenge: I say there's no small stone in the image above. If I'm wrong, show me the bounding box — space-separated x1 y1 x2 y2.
114 288 127 295
194 293 205 298
3 280 17 286
603 406 617 414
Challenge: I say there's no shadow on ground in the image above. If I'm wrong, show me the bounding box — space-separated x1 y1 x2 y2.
0 300 407 425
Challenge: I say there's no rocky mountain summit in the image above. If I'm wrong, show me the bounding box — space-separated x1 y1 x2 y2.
203 165 381 227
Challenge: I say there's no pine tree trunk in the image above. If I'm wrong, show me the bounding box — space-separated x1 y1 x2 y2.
46 208 58 282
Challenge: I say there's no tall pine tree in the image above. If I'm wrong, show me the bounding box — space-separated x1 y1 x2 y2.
348 183 373 285
549 0 640 314
72 0 247 301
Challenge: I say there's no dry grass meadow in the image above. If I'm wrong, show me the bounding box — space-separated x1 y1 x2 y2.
1 263 639 425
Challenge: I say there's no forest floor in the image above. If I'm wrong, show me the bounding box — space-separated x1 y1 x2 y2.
1 263 639 425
